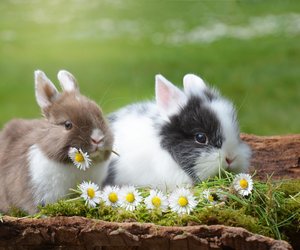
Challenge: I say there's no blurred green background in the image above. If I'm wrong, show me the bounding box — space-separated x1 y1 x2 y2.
0 0 299 135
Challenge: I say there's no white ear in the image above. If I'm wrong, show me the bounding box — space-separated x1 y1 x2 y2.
35 70 59 109
183 74 207 96
57 70 79 92
155 74 187 118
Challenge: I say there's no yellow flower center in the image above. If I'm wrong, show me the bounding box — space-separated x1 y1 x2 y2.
239 179 248 189
108 192 118 203
178 196 188 207
75 152 84 163
151 196 161 207
208 195 215 202
126 193 135 203
87 188 95 199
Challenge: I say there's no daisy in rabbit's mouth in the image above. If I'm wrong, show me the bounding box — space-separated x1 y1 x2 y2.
68 147 119 170
68 147 92 171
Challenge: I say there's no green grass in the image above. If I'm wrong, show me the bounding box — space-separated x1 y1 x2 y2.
0 0 299 135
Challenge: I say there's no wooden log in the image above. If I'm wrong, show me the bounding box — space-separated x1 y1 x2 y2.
0 216 293 250
241 134 300 180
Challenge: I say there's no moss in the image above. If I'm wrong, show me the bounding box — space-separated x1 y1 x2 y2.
40 200 88 217
7 207 28 218
38 201 270 237
195 207 271 237
276 179 300 197
277 195 300 235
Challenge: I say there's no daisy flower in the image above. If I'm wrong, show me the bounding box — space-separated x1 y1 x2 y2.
119 186 142 211
169 187 197 215
144 189 169 211
203 189 219 205
203 189 226 205
68 147 92 171
78 181 101 208
233 173 253 196
101 185 121 207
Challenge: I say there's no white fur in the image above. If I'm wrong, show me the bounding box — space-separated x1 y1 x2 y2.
28 144 108 205
183 74 207 96
194 150 223 180
111 108 193 191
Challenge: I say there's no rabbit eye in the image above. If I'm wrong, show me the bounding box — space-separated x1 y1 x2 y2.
195 132 208 145
64 120 73 130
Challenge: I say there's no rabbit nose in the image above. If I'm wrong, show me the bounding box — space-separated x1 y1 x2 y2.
91 136 103 145
226 157 234 165
91 128 104 145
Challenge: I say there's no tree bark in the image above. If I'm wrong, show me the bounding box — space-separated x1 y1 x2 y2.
241 134 300 180
0 216 293 250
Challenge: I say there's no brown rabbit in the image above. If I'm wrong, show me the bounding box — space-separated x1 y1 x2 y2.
0 70 113 214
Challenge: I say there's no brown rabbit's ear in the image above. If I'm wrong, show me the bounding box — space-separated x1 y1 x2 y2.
35 70 59 110
57 70 79 93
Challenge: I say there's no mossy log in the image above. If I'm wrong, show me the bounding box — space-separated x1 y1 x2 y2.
1 134 299 250
0 216 293 250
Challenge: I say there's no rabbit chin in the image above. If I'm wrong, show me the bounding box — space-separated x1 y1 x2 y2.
193 151 224 181
90 149 112 162
193 146 251 180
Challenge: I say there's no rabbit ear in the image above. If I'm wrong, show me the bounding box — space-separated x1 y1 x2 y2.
155 74 187 118
57 70 79 93
183 74 207 96
35 70 59 110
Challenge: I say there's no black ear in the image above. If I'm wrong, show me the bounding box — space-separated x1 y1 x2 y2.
35 70 59 110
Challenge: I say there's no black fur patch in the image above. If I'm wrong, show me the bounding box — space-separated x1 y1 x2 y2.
203 89 218 101
160 96 223 182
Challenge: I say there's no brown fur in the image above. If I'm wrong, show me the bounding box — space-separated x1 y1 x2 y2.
0 119 45 213
0 71 113 214
40 92 113 163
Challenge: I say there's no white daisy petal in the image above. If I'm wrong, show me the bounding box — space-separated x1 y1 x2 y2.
68 147 92 171
101 186 121 207
233 173 253 196
169 187 197 215
119 186 142 211
144 189 169 211
78 181 101 208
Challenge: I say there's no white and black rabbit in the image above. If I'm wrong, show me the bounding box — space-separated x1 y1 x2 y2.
0 70 113 214
105 74 251 190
